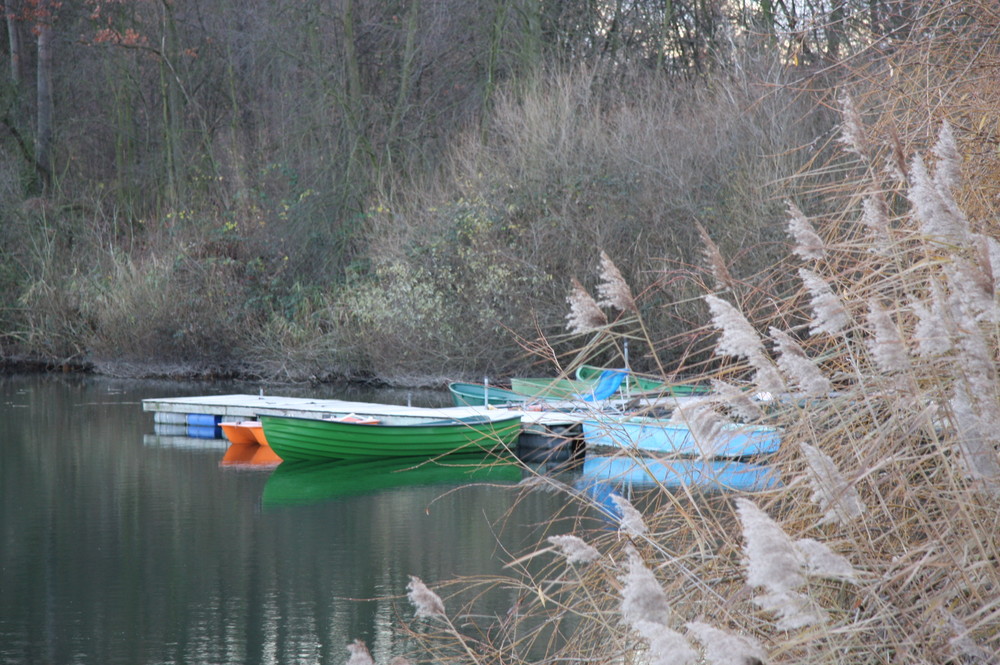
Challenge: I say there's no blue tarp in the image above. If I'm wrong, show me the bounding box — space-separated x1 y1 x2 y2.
575 368 628 401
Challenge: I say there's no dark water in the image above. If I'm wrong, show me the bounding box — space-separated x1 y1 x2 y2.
0 374 580 665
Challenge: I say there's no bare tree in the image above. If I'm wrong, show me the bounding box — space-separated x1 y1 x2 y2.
34 0 53 190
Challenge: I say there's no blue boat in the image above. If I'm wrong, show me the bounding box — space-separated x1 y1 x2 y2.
580 416 781 458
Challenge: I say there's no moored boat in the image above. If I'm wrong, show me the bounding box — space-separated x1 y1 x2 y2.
509 377 585 400
448 382 531 407
259 411 523 462
581 415 781 458
220 420 265 445
510 369 627 401
575 364 710 396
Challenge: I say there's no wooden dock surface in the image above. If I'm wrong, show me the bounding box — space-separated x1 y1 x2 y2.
141 393 590 427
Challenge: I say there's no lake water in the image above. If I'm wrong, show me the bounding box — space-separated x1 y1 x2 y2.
0 374 584 665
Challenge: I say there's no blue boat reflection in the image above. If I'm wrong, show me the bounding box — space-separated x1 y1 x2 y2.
571 455 781 522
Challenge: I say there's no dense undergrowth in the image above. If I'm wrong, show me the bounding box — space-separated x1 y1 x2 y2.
1 50 833 384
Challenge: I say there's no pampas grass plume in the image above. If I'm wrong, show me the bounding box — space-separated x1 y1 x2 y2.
974 232 1000 293
611 493 648 537
548 534 600 565
621 546 672 626
770 328 832 396
566 277 608 334
752 358 787 398
800 442 865 526
793 538 859 584
734 498 805 593
838 94 866 157
685 621 767 665
798 268 849 336
671 401 731 459
710 379 764 422
787 201 826 261
932 121 962 203
861 190 891 253
753 590 827 630
407 576 446 618
946 259 998 324
909 152 968 242
634 620 697 665
697 221 737 291
866 300 909 374
704 295 765 361
911 282 952 357
596 250 637 313
948 386 1000 490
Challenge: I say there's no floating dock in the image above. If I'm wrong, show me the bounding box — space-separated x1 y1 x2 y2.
142 393 590 428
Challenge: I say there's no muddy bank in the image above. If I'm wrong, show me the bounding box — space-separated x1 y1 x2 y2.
0 352 465 391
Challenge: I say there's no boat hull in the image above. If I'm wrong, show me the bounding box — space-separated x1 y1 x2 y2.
512 370 711 401
510 377 587 399
220 420 264 445
581 416 781 458
448 382 529 407
259 413 523 462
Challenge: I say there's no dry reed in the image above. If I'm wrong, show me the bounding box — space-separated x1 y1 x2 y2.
373 121 997 665
347 6 1000 663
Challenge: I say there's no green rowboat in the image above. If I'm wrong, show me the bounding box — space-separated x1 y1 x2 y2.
575 364 711 396
509 377 588 400
259 412 522 462
510 370 652 400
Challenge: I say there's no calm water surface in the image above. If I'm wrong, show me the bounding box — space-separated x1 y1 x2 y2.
0 374 580 665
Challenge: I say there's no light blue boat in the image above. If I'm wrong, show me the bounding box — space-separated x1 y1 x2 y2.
581 416 781 458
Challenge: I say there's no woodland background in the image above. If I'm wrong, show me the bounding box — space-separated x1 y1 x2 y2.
0 0 995 384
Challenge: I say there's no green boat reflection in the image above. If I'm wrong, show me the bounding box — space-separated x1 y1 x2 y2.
262 455 524 506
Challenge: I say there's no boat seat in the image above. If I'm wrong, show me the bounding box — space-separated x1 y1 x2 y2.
575 368 628 402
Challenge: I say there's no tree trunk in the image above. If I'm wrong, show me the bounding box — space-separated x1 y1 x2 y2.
826 0 845 60
387 0 419 158
35 0 53 191
159 0 183 208
5 0 24 85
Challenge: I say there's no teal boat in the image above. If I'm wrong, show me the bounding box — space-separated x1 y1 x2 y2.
259 412 523 462
263 456 523 506
448 382 531 407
